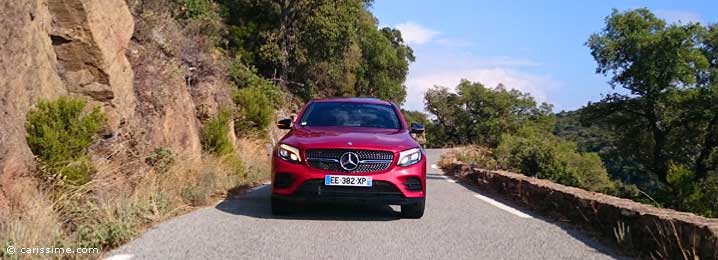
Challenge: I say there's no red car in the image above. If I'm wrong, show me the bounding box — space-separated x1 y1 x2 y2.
271 98 426 218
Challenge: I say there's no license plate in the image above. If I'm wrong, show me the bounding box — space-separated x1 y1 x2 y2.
324 175 372 187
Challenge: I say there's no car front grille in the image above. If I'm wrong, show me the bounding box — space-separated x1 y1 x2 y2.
305 149 394 173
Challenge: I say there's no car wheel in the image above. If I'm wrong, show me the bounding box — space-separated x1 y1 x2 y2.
271 196 293 215
400 198 425 219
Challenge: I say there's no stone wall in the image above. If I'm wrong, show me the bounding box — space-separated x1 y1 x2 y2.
440 158 718 259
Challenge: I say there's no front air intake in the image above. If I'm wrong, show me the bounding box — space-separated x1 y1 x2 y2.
305 149 394 173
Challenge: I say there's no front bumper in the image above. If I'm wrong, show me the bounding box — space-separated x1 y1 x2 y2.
271 154 426 203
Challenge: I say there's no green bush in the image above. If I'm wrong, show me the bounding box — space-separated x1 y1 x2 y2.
178 0 211 20
699 175 718 217
495 127 614 192
145 147 176 173
662 164 718 217
180 185 210 206
232 87 273 136
200 109 234 155
55 157 95 186
25 97 106 185
228 58 285 107
77 217 136 250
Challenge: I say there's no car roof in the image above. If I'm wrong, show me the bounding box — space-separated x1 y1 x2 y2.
311 97 393 106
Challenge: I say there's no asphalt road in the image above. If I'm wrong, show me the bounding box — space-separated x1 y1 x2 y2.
108 149 625 260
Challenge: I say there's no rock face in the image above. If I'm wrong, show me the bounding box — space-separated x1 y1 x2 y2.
46 0 136 131
0 0 226 210
1 0 68 209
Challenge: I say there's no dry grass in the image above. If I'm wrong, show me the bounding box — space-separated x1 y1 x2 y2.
453 146 498 170
235 137 271 176
648 220 704 260
0 178 63 259
1 139 270 259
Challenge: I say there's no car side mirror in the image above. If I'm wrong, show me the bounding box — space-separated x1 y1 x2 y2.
410 122 424 134
277 118 293 129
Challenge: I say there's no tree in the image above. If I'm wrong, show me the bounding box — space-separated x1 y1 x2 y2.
424 80 553 147
220 0 412 103
694 24 718 179
585 8 709 183
354 19 414 104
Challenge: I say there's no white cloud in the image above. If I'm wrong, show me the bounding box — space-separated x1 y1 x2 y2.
435 38 473 48
655 10 702 24
403 66 559 112
395 22 439 45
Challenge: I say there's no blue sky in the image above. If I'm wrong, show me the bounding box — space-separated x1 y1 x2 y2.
371 0 718 112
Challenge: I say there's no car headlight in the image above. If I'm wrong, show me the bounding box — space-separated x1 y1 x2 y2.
277 144 301 163
398 148 422 166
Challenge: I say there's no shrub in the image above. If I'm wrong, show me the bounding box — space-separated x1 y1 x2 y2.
146 147 176 173
699 175 718 217
233 87 273 136
663 164 718 217
25 97 106 185
228 58 285 107
178 0 211 20
76 217 136 250
495 128 614 192
54 157 95 186
200 108 234 155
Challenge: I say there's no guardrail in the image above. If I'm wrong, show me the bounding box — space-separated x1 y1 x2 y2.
440 159 718 259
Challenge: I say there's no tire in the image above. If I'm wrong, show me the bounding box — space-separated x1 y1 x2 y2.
400 198 425 219
271 196 293 215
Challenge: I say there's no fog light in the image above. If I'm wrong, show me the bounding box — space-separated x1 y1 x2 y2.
405 177 422 191
274 173 293 188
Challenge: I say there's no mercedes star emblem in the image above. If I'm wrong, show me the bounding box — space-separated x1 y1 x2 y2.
339 152 359 171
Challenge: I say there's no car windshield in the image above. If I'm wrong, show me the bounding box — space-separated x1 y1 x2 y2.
299 102 401 129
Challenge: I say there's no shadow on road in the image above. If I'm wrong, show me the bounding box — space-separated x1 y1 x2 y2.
215 185 402 221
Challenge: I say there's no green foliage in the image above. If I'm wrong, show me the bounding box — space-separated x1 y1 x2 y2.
26 97 106 163
180 185 210 206
76 217 136 250
25 97 106 185
228 57 285 107
178 0 212 20
699 175 718 217
401 109 430 126
495 128 614 192
55 157 95 186
219 0 412 103
659 164 718 217
577 8 718 217
354 25 414 104
233 87 273 136
585 8 711 184
145 147 176 173
424 80 554 147
200 109 234 155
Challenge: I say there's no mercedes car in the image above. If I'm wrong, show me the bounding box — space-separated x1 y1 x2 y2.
271 97 426 218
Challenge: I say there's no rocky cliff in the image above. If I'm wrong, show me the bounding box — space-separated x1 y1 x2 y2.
0 0 231 210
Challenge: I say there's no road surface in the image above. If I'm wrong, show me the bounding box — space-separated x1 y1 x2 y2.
108 149 625 260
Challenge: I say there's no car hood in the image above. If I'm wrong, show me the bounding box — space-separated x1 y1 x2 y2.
281 126 419 152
